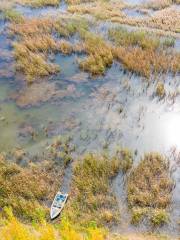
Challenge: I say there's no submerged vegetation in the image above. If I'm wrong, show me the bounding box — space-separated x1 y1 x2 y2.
127 153 173 226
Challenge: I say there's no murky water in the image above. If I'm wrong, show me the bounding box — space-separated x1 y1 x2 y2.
0 1 180 236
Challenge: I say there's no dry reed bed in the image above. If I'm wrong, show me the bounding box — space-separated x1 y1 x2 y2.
127 153 174 226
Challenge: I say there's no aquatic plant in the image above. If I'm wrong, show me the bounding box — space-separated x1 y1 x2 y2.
16 0 60 8
156 82 165 98
64 153 121 226
0 153 63 221
144 0 173 10
54 17 89 37
127 153 173 226
109 27 160 51
14 43 60 82
117 148 133 172
68 1 125 21
150 209 169 226
58 40 73 55
3 9 24 23
9 16 90 81
79 33 113 75
112 46 180 78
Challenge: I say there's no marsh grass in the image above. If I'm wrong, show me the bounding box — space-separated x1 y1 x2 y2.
57 40 73 54
54 17 89 37
9 16 90 81
0 153 62 222
127 153 173 226
68 1 125 21
14 42 60 82
109 27 161 51
3 9 24 23
16 0 60 8
79 32 113 75
64 153 121 226
110 28 180 77
156 82 165 98
144 0 173 10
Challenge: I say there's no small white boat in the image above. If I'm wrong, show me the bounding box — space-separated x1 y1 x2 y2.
50 191 68 220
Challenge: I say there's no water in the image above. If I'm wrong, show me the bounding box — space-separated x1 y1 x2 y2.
0 2 180 236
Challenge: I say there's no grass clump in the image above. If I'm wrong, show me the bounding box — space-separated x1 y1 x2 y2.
64 153 121 226
14 43 60 82
150 209 169 226
110 27 180 78
114 148 133 173
9 17 89 81
112 45 180 78
131 207 148 225
58 40 73 55
144 0 173 10
3 9 24 23
127 153 173 226
156 82 166 98
17 0 60 8
79 33 113 75
109 28 160 51
0 153 62 222
54 17 89 37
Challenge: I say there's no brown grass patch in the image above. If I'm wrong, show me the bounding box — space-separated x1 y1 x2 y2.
127 153 173 225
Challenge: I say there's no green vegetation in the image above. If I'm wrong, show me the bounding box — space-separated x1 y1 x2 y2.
109 28 161 51
17 0 60 8
2 9 24 23
150 209 169 226
54 17 89 37
127 153 173 226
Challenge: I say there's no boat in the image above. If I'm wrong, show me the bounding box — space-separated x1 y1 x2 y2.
50 191 68 220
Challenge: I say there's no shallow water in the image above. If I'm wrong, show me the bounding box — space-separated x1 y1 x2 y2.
0 2 180 236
